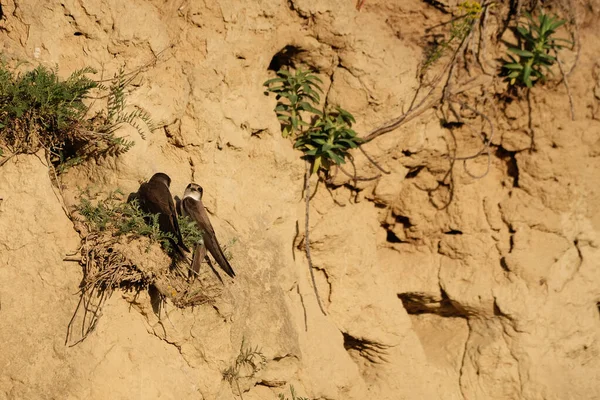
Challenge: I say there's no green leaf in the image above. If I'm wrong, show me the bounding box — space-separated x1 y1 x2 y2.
328 152 345 164
263 77 286 86
305 74 323 85
508 48 534 58
311 157 322 174
503 63 524 70
537 53 556 62
298 101 321 114
548 19 566 32
516 26 529 37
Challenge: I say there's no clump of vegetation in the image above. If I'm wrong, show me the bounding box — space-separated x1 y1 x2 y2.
66 189 217 346
263 68 362 175
502 11 569 88
76 189 201 253
421 1 482 73
223 340 267 400
0 62 156 170
278 385 311 400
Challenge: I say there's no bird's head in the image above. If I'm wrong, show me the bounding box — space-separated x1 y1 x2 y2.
184 183 203 201
149 172 172 187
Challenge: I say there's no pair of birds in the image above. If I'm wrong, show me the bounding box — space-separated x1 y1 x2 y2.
136 172 235 279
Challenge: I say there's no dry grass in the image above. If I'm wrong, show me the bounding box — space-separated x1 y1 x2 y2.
65 231 223 346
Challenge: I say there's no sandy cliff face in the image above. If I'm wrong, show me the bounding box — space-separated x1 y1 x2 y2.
1 0 599 399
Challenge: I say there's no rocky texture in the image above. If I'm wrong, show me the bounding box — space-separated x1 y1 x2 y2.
1 0 599 399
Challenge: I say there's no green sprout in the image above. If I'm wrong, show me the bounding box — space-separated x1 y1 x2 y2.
502 11 570 88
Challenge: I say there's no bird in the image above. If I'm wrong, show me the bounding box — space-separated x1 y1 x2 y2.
136 172 190 256
181 183 236 279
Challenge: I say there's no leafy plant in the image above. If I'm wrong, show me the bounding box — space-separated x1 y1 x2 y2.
178 215 205 251
0 62 156 170
278 385 311 400
264 68 362 175
223 237 238 262
502 11 569 88
263 69 322 138
223 340 267 400
294 107 361 174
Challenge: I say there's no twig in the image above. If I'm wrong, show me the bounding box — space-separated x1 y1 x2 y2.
297 284 308 332
358 146 390 174
449 99 494 179
555 52 575 121
337 164 381 182
0 152 16 167
235 379 244 400
476 4 493 75
363 14 479 144
304 160 327 316
45 151 72 220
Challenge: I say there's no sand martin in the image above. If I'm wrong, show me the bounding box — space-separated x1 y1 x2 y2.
137 172 190 255
181 183 236 278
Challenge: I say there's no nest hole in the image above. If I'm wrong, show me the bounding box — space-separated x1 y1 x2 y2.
268 45 306 71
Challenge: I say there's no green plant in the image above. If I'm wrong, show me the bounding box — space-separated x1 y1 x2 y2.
264 68 362 175
264 69 322 138
76 189 202 254
421 1 482 73
294 107 361 174
177 215 205 251
0 62 156 170
278 385 311 400
223 237 238 261
223 340 267 400
502 11 569 88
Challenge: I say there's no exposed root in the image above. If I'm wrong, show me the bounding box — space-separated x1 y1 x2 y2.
555 52 575 121
304 160 327 316
65 233 222 346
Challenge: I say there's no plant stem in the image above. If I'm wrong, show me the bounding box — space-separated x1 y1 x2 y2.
304 159 327 316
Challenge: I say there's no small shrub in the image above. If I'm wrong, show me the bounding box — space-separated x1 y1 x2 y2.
264 68 362 175
0 62 156 171
76 189 203 254
502 11 569 88
294 107 361 174
77 190 173 251
223 340 267 399
67 189 215 346
263 69 322 138
421 1 482 73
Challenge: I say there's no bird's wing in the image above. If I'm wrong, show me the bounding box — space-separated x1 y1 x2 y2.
168 195 189 252
139 182 189 254
182 197 235 278
191 243 207 275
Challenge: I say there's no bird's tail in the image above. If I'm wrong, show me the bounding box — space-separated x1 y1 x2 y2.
213 246 236 278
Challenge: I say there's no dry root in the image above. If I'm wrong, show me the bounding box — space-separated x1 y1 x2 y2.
66 233 222 345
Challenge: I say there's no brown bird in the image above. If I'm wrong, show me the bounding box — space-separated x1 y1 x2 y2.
181 183 235 278
137 172 189 255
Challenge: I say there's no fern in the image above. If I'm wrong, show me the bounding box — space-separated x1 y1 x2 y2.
178 215 204 250
0 61 157 172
